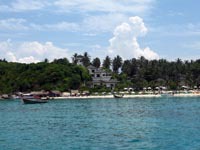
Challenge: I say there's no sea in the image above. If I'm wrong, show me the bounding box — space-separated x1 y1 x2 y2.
0 97 200 150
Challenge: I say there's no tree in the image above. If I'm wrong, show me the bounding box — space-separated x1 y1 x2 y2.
112 55 122 73
122 60 132 76
44 58 49 63
103 56 111 69
72 53 78 64
92 57 101 68
82 52 90 67
53 58 69 65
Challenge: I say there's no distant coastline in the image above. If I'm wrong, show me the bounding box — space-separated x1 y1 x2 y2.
50 92 200 100
1 55 200 98
2 91 200 101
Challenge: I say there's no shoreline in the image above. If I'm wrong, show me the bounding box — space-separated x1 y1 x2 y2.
51 93 200 100
173 93 200 97
50 94 161 99
1 93 200 100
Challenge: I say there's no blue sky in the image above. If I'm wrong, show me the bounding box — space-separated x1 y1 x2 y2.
0 0 199 63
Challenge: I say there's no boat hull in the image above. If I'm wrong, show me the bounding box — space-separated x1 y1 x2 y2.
22 98 48 104
113 94 124 98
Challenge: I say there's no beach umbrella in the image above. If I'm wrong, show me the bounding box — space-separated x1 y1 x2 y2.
129 88 133 91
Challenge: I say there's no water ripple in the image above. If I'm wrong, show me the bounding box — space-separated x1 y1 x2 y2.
1 98 200 150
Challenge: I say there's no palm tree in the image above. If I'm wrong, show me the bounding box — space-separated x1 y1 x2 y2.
103 56 111 69
112 55 122 73
92 57 101 68
82 52 90 67
122 60 131 76
72 53 78 64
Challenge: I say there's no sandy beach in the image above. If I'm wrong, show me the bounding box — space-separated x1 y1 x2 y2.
52 94 162 99
173 93 200 97
51 93 200 100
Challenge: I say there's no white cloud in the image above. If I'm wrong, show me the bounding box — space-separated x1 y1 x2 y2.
0 41 70 63
0 5 10 12
0 0 155 34
54 0 155 14
11 0 47 11
0 0 155 14
18 56 40 64
0 18 79 32
0 0 155 33
5 51 40 64
0 0 49 12
0 14 124 33
0 18 28 30
108 16 159 60
6 52 17 62
30 22 79 31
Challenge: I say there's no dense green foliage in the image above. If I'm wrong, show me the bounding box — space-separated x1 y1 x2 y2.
82 52 91 67
112 55 123 73
92 57 101 68
0 58 90 94
1 55 200 94
120 57 200 90
103 56 111 69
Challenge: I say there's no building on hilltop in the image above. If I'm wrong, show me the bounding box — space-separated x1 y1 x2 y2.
87 65 118 89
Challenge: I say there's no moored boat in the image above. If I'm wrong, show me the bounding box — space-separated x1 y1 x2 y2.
113 94 124 98
21 94 48 104
22 98 48 104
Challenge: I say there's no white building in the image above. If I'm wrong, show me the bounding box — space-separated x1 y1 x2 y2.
87 65 118 89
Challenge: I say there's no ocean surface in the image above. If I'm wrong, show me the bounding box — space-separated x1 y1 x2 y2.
0 97 200 150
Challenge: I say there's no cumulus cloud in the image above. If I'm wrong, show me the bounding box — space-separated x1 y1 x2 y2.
6 52 18 62
0 41 70 63
18 56 40 64
108 16 159 60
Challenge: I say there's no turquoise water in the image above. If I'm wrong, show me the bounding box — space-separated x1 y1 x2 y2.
1 97 200 150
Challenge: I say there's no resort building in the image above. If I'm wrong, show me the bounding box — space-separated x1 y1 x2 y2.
87 65 118 89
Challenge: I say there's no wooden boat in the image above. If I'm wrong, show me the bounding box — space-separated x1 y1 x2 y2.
113 94 124 98
22 98 48 104
21 94 48 104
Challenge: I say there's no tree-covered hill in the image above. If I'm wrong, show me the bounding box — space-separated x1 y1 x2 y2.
0 58 90 94
1 55 200 94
